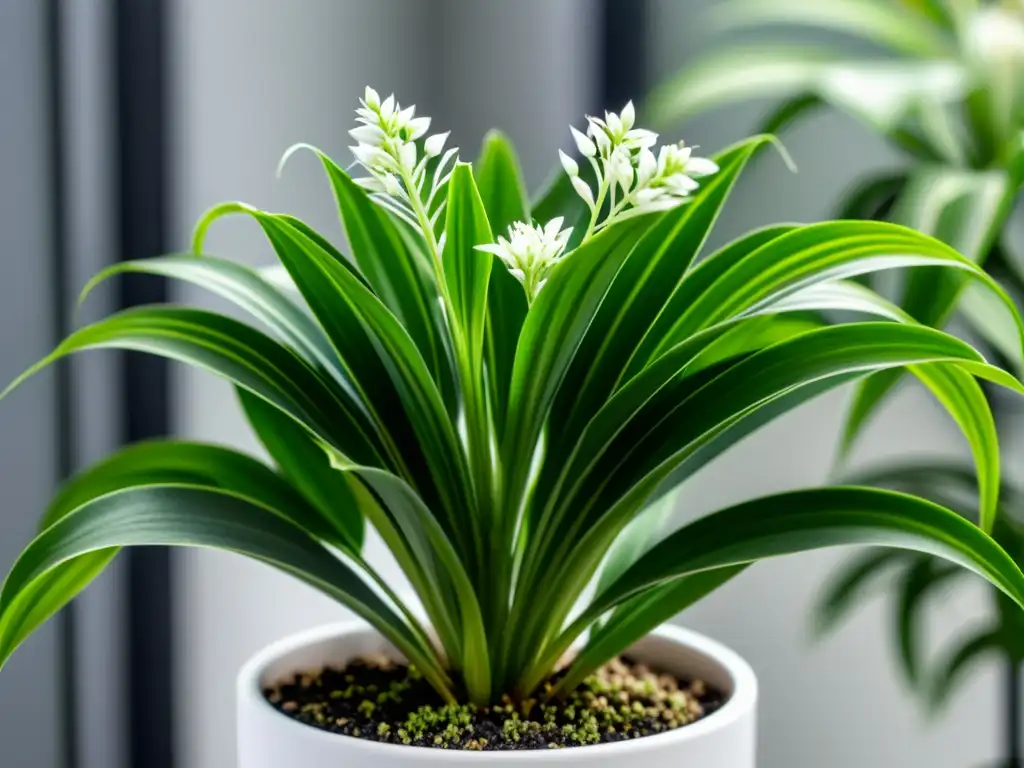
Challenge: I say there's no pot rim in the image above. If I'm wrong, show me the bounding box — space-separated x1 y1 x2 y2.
238 621 757 762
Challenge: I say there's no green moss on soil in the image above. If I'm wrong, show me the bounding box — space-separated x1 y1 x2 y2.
264 654 722 751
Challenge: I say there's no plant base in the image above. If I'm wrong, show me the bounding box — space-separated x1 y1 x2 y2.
263 654 723 750
238 622 757 767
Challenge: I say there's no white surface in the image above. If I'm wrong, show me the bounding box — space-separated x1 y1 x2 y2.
236 622 757 768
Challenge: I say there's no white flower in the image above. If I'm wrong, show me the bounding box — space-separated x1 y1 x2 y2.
570 125 597 158
475 218 573 302
586 102 659 155
560 101 719 238
636 147 657 187
608 147 634 192
425 131 449 158
571 176 595 208
559 149 579 178
348 86 459 233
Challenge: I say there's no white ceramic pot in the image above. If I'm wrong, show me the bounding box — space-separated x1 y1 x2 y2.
237 622 757 767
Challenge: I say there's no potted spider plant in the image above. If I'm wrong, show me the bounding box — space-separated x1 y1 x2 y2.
4 87 1024 766
648 0 1024 761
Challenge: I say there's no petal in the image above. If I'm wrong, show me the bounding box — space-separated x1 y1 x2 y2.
349 124 387 146
544 216 565 237
686 157 720 177
380 94 396 120
634 187 665 205
570 126 597 158
625 128 659 150
382 173 404 197
407 116 431 140
571 176 596 207
350 144 387 167
354 175 385 193
364 86 381 109
399 141 417 171
425 131 449 158
667 174 699 194
475 243 506 256
620 100 635 131
558 149 579 177
398 104 416 124
605 111 622 136
637 148 657 186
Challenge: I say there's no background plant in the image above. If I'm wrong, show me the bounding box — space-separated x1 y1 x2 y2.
1 87 1024 710
649 0 1024 760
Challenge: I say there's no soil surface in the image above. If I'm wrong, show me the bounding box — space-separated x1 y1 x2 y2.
263 654 723 751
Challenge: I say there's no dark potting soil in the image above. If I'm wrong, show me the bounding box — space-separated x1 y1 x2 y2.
263 654 723 751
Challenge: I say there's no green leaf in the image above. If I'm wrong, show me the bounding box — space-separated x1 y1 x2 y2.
593 487 681 611
814 549 909 635
836 173 908 222
238 389 363 552
597 326 1013 526
271 148 452 403
709 0 953 56
647 46 964 135
760 94 823 136
443 163 494 377
840 167 1015 458
636 220 1023 377
551 566 747 696
527 488 1024 691
475 131 529 236
80 254 346 384
930 627 1002 712
501 218 656 526
545 137 776 471
908 363 1001 532
1 306 384 468
442 164 496 574
348 468 491 705
43 440 328 538
894 556 962 688
0 485 454 699
632 225 933 376
213 207 471 554
960 282 1024 372
515 322 1013 675
755 279 911 322
475 131 530 438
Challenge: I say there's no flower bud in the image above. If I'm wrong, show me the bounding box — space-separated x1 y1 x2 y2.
559 149 579 178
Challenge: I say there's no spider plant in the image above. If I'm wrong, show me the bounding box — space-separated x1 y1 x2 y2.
648 0 1024 757
648 0 1024 390
817 462 1024 716
3 88 1024 709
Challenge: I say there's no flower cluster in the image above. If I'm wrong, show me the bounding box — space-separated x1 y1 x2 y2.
347 90 716 304
562 101 718 239
349 87 458 236
475 218 573 303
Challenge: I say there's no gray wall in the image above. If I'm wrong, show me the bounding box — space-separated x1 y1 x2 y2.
0 3 61 767
0 4 123 767
171 1 997 766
